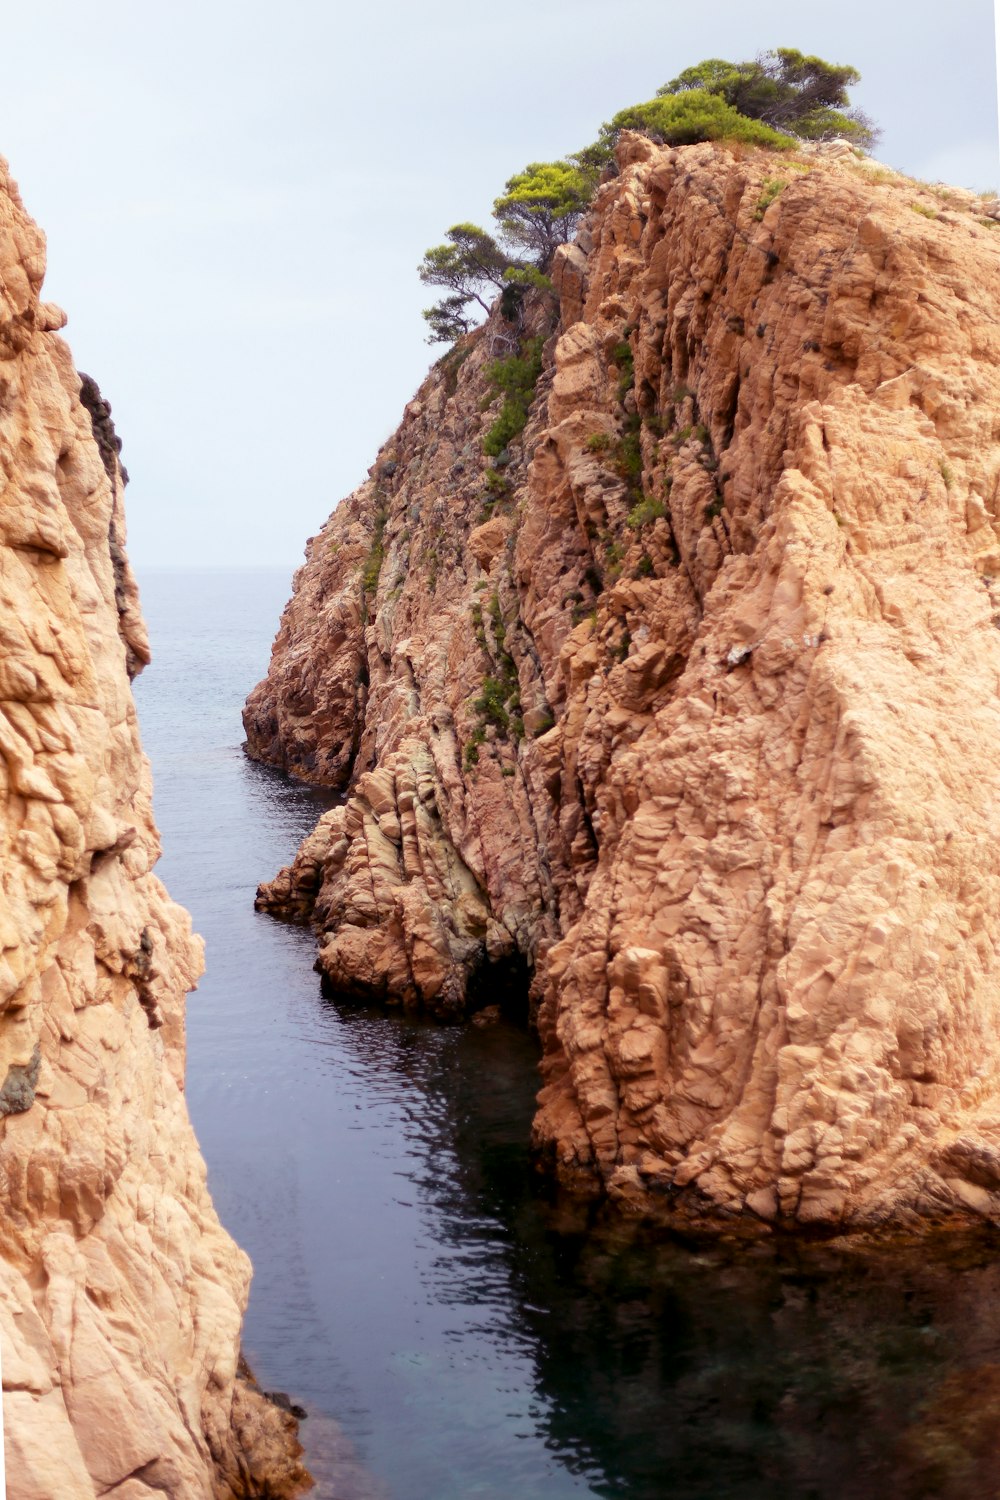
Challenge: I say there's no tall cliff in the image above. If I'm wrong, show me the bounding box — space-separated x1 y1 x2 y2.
245 134 1000 1233
0 163 309 1496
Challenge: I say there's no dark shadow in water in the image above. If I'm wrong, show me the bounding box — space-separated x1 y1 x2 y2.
321 998 1000 1500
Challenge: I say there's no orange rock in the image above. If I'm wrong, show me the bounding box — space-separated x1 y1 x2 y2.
248 136 1000 1233
0 158 309 1497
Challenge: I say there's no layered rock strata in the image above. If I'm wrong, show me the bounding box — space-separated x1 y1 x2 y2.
0 161 309 1496
246 135 1000 1232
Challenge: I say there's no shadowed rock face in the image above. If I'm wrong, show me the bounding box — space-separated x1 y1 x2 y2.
246 133 1000 1233
0 159 310 1497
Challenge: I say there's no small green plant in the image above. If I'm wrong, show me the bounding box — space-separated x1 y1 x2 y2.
627 496 666 528
361 508 388 605
939 459 954 490
596 89 797 158
488 589 507 648
635 552 655 577
482 336 545 457
911 202 939 220
532 711 555 737
754 177 787 219
611 630 632 663
611 339 635 402
475 676 513 731
464 727 486 769
586 431 613 453
603 538 625 582
704 495 725 522
470 600 487 651
439 343 472 395
467 588 523 750
484 467 510 495
615 428 643 485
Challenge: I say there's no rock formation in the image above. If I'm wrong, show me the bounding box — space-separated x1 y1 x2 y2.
246 134 1000 1233
0 160 309 1496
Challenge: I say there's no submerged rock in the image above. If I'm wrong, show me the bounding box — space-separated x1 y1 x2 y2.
246 133 1000 1234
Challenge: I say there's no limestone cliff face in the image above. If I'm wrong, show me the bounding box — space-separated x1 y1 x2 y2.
246 134 1000 1232
0 162 309 1496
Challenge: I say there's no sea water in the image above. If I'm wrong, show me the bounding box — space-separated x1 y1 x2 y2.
134 567 1000 1500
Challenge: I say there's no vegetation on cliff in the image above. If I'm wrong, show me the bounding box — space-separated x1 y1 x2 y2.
656 49 879 149
419 47 876 342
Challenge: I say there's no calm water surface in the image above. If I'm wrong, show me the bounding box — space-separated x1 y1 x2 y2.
135 567 1000 1500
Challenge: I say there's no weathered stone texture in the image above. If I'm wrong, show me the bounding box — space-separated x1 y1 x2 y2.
0 159 309 1496
247 136 1000 1232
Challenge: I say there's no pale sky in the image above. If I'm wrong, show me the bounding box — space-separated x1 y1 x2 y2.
1 0 997 568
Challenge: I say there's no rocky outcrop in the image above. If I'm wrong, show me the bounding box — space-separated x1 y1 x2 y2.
246 134 1000 1233
0 160 309 1495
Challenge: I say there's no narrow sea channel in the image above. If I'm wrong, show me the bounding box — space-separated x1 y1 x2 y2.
135 567 1000 1500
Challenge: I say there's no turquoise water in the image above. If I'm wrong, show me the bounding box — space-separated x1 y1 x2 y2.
134 568 1000 1500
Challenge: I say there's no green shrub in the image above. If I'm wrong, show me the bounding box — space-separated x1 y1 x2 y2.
611 339 635 401
488 589 507 648
470 600 487 650
615 430 643 484
361 509 388 600
475 676 512 731
599 90 796 156
657 49 878 151
754 177 787 219
438 343 472 395
483 337 545 457
586 432 613 453
484 467 511 495
467 590 523 751
464 727 486 769
627 497 666 528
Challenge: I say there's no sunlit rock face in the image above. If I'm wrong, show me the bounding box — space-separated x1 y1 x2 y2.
247 132 1000 1234
0 159 309 1498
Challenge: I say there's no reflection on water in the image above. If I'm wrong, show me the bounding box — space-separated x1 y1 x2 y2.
135 569 1000 1500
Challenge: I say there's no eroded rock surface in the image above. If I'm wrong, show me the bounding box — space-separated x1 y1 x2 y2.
246 136 1000 1232
0 160 309 1496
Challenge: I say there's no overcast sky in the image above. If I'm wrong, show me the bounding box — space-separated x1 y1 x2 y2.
1 0 997 570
